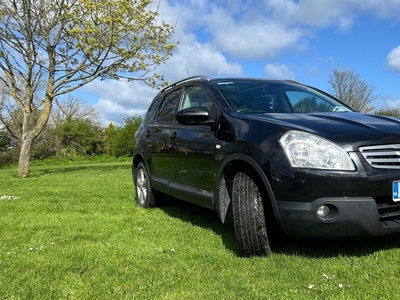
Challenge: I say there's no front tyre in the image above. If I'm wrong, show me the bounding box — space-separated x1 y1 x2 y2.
232 170 271 257
134 162 156 208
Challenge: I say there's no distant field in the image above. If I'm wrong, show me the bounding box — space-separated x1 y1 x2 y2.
1 162 400 299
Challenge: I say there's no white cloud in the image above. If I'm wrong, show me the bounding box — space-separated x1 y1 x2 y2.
81 80 157 125
283 0 355 31
379 95 400 109
266 0 400 30
82 80 155 109
161 43 243 81
193 3 305 59
160 0 400 62
78 0 400 125
84 41 243 125
95 98 148 126
264 63 295 80
213 21 304 59
358 0 400 19
387 46 400 72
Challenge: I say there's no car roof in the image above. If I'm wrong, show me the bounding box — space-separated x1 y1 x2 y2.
160 76 303 94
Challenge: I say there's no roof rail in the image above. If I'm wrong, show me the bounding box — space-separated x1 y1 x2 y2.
283 79 301 84
161 75 210 92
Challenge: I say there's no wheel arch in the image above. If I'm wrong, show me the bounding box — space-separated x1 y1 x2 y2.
215 153 284 229
132 153 147 181
133 153 145 169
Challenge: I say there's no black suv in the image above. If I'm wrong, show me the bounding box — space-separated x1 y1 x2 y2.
133 75 400 257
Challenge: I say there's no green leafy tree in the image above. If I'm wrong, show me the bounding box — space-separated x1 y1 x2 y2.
104 122 118 156
328 69 378 113
106 115 143 157
30 126 58 160
0 0 175 177
55 116 103 157
0 127 10 150
49 95 104 157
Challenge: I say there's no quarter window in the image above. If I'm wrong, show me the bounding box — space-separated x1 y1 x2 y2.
179 86 214 114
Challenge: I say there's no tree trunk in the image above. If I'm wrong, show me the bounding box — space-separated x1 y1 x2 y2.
18 134 34 178
17 94 53 178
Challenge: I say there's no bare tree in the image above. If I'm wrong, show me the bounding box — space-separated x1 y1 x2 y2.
328 69 378 113
51 95 100 127
375 107 400 117
0 0 175 177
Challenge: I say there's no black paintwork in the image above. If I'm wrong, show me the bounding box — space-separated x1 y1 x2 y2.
133 76 400 238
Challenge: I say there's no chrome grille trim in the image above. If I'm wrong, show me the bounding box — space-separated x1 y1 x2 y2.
360 144 400 169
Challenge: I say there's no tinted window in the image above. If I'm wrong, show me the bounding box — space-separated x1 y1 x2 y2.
157 89 182 121
179 85 217 121
144 97 161 124
215 80 351 113
287 91 335 112
179 86 214 112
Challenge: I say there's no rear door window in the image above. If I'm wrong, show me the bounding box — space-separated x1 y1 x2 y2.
157 89 182 122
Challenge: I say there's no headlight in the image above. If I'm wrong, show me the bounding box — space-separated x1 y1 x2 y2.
279 130 355 171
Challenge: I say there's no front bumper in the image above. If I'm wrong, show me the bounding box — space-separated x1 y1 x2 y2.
277 197 400 237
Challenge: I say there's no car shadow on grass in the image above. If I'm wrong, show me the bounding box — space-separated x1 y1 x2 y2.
158 196 400 258
274 233 400 258
157 196 240 255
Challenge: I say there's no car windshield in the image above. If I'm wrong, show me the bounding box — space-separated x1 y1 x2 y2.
214 80 353 114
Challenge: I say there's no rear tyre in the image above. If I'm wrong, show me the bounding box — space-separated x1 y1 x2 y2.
232 170 271 257
134 162 157 208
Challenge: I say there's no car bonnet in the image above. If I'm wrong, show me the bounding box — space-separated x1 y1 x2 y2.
248 112 400 150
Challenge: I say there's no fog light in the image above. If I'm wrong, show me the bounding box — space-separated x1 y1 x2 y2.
316 205 330 218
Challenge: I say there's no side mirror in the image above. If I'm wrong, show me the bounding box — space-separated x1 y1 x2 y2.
175 107 213 125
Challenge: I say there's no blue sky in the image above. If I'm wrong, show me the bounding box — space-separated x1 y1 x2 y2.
77 0 400 125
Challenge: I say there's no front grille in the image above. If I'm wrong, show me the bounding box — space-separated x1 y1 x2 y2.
360 144 400 169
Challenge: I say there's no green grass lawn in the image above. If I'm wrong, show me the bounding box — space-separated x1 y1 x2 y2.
1 162 400 299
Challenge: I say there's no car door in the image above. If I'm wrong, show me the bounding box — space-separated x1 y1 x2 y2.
169 84 219 208
145 88 183 193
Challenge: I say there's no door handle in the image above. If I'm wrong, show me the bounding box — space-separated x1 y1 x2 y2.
145 129 151 138
169 131 178 140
